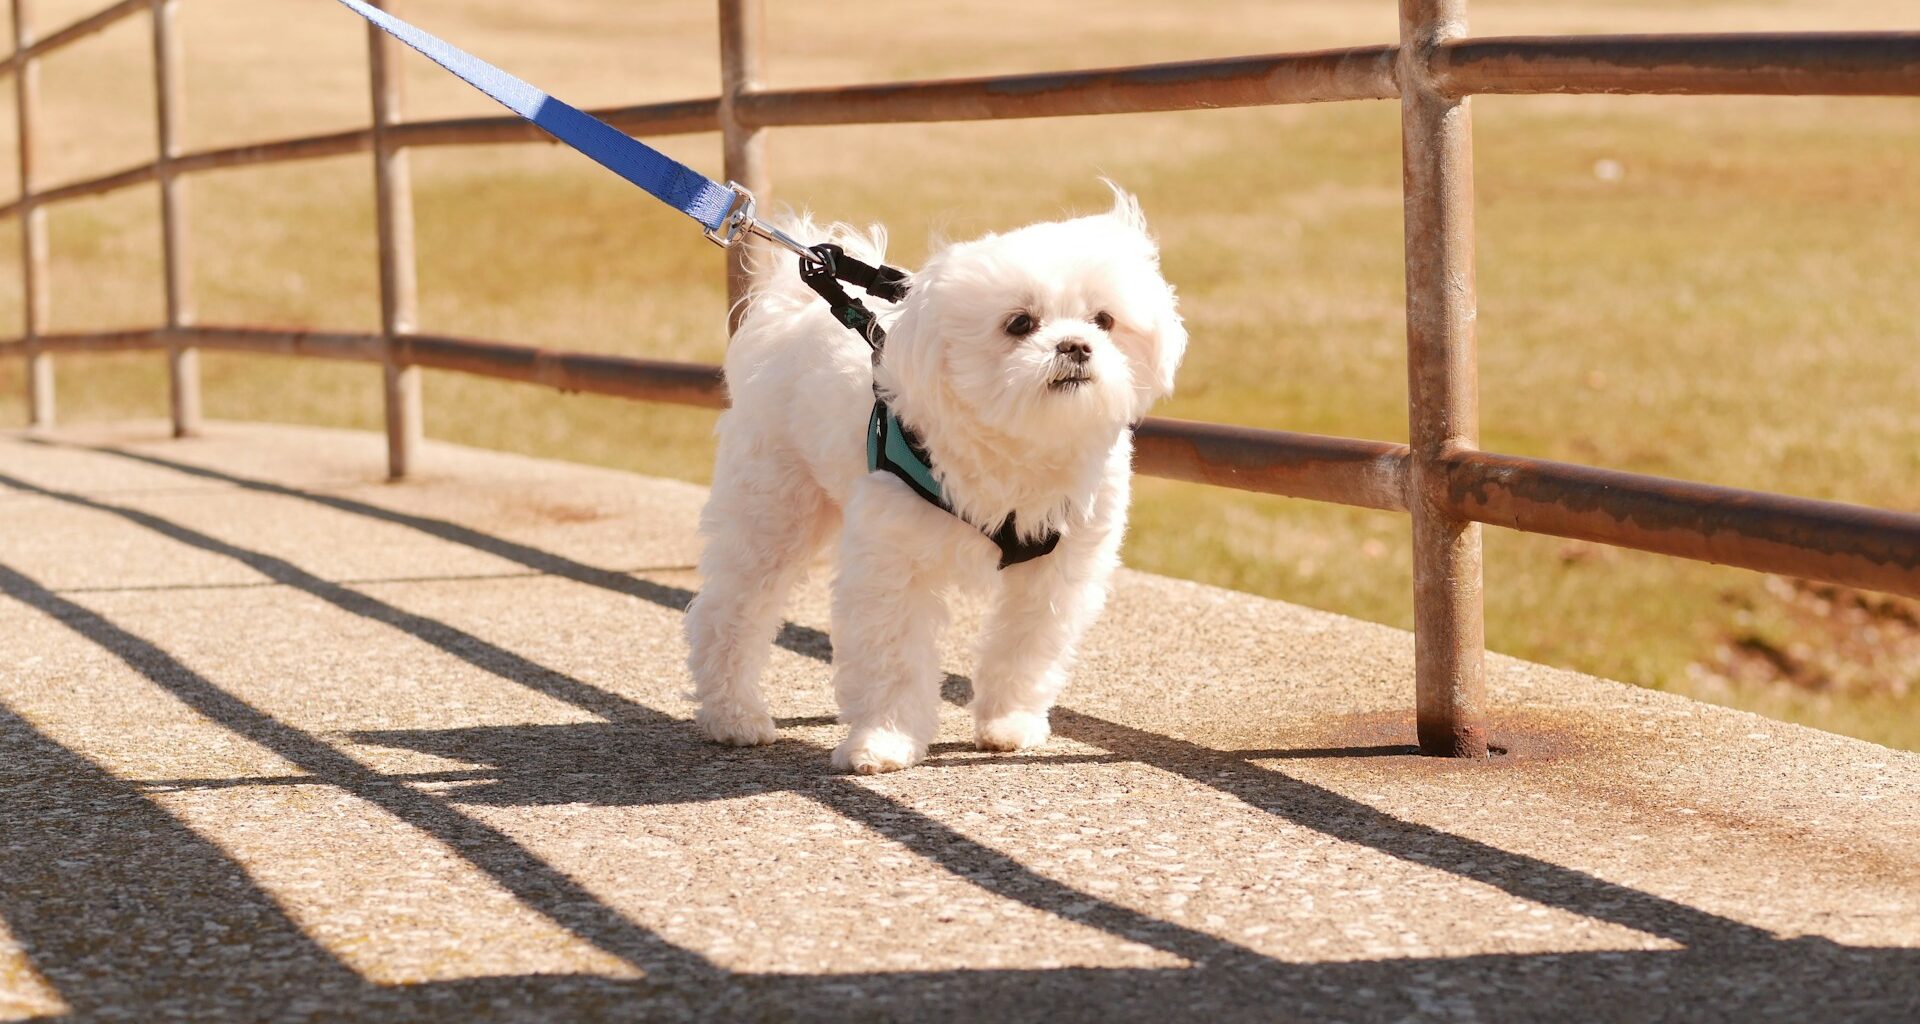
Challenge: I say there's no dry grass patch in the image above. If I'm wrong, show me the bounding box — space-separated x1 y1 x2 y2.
1 0 1915 747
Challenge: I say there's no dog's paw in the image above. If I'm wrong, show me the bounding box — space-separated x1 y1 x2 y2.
974 710 1052 752
696 701 778 747
832 727 923 775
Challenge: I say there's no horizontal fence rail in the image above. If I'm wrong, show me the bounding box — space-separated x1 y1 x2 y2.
1434 32 1920 96
393 98 722 149
11 324 1919 602
397 335 728 408
0 0 142 76
1133 418 1410 514
5 32 1916 218
734 45 1402 126
0 98 728 219
0 327 382 360
7 0 1918 755
1440 450 1920 598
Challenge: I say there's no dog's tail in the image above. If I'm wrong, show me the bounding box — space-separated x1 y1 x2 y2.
735 212 895 327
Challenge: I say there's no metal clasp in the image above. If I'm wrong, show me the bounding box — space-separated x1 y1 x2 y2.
702 181 821 264
703 181 758 249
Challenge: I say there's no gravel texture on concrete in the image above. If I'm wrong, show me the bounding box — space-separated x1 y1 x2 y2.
2 421 1916 1023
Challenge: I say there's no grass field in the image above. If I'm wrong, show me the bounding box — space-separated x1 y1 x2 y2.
3 0 1917 748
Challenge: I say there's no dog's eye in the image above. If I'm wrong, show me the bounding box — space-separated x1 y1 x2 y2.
1004 312 1037 337
1092 311 1115 332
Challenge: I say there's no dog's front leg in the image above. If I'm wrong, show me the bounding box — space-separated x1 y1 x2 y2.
970 516 1123 752
829 477 955 774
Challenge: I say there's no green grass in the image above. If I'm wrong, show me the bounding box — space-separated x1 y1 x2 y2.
3 0 1917 748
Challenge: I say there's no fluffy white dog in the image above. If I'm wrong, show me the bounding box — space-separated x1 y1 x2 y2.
684 185 1186 774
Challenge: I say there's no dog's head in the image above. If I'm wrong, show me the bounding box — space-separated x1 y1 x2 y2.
882 184 1186 442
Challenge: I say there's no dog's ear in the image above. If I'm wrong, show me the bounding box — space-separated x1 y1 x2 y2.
1141 285 1188 404
1097 181 1183 404
1102 179 1151 239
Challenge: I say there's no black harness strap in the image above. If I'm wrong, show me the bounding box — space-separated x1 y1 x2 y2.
799 243 902 352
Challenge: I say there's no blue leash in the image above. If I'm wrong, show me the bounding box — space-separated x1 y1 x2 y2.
337 0 911 335
334 0 810 256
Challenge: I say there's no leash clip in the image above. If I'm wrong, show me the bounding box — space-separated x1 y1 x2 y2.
703 182 758 249
704 181 822 264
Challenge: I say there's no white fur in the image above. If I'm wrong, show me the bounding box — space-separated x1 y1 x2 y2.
683 185 1187 773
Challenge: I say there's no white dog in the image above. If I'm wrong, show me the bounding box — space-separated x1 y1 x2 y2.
684 185 1186 774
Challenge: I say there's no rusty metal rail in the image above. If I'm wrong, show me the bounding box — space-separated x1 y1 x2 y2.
0 0 143 76
0 326 382 360
1441 450 1920 599
6 0 1918 756
9 31 1917 222
400 335 729 409
735 45 1402 126
1434 32 1920 96
1133 419 1411 514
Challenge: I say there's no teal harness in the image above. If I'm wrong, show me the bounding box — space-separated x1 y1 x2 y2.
866 404 1062 569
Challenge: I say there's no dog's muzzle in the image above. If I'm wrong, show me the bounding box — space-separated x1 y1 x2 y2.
1047 339 1095 391
1047 363 1095 391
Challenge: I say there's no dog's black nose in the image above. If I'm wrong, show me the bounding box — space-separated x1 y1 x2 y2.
1055 338 1092 364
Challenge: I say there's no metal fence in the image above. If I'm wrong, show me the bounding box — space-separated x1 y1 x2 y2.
4 0 1917 756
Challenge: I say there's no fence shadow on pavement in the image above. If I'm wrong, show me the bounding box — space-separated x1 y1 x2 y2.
3 444 1918 1020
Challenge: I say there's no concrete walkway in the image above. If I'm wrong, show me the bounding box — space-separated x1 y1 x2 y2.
2 421 1916 1022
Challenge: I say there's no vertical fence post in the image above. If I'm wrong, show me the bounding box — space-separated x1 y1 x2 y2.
1399 0 1489 757
151 0 198 436
717 0 766 334
366 0 421 478
10 0 49 428
360 0 422 476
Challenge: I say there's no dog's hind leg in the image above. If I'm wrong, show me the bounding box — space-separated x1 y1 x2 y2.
685 444 837 747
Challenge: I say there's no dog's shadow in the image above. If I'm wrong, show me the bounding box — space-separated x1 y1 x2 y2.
349 718 844 807
347 671 1420 810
